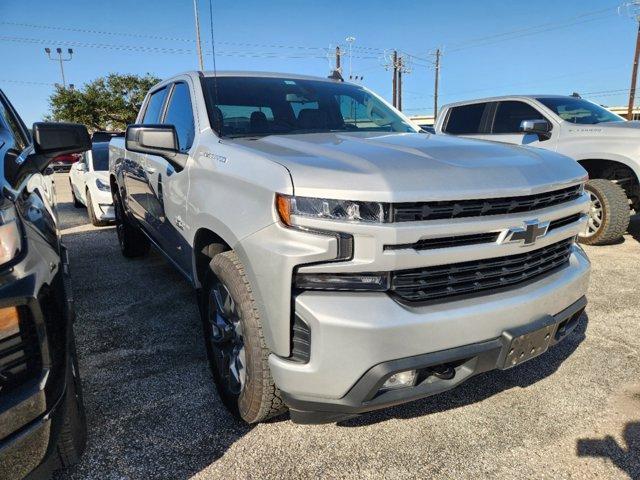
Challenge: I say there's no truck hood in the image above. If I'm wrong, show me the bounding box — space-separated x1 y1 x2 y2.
565 121 640 138
232 132 586 202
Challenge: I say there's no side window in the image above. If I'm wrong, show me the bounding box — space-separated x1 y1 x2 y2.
142 87 168 124
493 101 546 134
444 103 487 134
0 98 28 151
163 83 195 152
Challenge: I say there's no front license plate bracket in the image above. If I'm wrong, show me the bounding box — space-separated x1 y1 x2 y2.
499 315 557 369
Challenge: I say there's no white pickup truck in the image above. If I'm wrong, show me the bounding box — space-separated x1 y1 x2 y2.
109 72 590 424
436 95 637 245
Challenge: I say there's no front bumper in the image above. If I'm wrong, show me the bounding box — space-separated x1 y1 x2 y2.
91 188 115 221
270 245 590 423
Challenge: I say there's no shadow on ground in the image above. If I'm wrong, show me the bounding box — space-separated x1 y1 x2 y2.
577 422 640 480
339 314 588 427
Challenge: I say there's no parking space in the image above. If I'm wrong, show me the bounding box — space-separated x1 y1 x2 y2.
52 174 639 480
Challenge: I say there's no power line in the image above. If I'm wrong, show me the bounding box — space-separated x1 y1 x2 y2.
447 5 616 52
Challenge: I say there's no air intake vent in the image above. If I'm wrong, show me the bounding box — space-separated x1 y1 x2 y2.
291 315 311 363
0 312 41 393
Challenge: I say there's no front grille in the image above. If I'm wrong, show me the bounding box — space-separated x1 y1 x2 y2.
391 185 582 222
384 213 583 252
390 238 573 303
0 311 41 393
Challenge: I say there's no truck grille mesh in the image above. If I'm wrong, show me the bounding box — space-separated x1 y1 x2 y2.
390 238 573 303
0 311 41 393
391 185 582 222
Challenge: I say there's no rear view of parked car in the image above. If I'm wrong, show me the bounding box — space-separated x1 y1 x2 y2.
436 95 636 245
0 89 90 479
69 140 115 226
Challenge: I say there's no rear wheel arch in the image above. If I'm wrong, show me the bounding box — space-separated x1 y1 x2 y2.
577 158 639 209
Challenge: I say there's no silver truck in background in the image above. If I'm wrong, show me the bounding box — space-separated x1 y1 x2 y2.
109 72 590 424
435 95 637 245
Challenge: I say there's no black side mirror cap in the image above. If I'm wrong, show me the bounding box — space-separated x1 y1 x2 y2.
126 124 179 157
32 122 91 158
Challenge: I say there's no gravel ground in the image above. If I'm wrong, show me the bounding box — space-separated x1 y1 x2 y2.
52 174 640 480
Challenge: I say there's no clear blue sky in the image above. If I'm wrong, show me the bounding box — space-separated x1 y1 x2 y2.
0 0 634 125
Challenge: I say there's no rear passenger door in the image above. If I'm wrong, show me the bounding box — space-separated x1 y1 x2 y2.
441 102 491 138
144 81 194 275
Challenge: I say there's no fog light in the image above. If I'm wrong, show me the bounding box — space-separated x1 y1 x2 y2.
0 306 20 339
382 370 417 390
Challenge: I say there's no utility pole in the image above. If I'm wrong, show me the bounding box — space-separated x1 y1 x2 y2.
193 0 205 70
44 48 73 88
335 46 341 73
628 19 640 120
397 57 403 111
392 50 398 108
433 48 441 121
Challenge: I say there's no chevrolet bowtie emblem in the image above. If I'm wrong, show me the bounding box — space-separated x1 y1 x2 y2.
503 219 550 246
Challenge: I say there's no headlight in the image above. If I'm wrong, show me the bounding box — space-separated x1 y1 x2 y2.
294 272 390 291
0 205 22 266
95 179 110 192
276 194 389 225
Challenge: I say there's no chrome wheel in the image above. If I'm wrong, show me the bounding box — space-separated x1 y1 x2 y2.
208 280 246 395
583 191 603 238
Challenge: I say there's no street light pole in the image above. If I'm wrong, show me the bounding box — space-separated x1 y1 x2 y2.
44 47 73 88
628 18 640 120
345 36 355 78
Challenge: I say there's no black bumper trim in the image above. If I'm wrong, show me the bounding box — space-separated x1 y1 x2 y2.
282 296 587 424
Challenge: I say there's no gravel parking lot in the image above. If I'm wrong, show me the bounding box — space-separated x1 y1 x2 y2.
52 173 639 480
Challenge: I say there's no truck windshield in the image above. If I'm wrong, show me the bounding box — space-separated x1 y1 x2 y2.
537 97 625 125
201 76 416 138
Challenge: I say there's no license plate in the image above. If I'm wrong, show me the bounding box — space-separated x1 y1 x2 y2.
501 322 555 369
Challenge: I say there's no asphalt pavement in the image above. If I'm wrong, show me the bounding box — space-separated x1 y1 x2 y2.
53 174 640 480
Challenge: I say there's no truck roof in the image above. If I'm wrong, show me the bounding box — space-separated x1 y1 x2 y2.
441 94 581 109
165 70 345 84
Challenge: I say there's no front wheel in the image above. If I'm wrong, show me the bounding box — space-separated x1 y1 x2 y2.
201 250 287 423
579 179 630 245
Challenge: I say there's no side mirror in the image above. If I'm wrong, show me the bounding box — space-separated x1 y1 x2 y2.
520 119 551 139
13 123 90 181
32 122 91 158
125 124 179 157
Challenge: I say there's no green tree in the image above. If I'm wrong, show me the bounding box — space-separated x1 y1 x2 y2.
47 73 160 132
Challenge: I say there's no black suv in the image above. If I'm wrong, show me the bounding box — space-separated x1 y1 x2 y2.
0 90 90 479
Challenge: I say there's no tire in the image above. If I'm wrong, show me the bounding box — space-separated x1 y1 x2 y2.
56 334 87 468
70 181 83 208
86 190 109 227
113 188 150 258
579 179 630 245
201 250 287 423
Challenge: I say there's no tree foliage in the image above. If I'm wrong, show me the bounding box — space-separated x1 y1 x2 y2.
47 73 160 132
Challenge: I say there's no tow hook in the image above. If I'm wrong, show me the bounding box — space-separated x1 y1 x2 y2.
427 364 456 380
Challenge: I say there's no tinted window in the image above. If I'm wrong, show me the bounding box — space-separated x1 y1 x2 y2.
201 76 416 137
163 83 195 152
493 101 546 134
90 143 109 171
537 97 624 124
142 87 168 124
0 98 28 150
444 103 487 134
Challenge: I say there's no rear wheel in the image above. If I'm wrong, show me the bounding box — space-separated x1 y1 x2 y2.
201 250 286 423
579 179 630 245
113 188 150 257
56 334 87 468
69 181 82 208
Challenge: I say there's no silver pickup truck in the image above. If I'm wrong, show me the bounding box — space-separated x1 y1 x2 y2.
109 72 590 424
436 95 637 245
